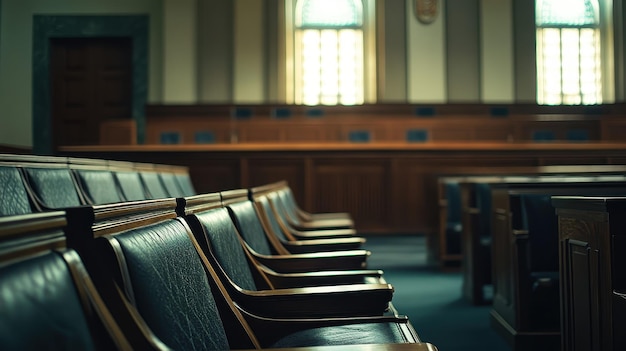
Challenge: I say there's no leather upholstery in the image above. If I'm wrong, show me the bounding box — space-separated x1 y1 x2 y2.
195 208 258 291
0 166 32 216
520 194 558 273
475 182 492 242
271 321 412 347
159 173 184 197
227 201 274 255
445 182 462 254
175 173 197 197
257 196 290 241
112 219 230 350
23 167 82 209
520 194 560 331
139 172 169 199
0 252 96 350
113 171 147 201
75 170 123 205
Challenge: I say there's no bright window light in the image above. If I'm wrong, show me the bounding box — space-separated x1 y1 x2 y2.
536 0 601 105
295 0 364 105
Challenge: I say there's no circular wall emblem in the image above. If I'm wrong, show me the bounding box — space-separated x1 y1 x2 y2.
415 0 438 24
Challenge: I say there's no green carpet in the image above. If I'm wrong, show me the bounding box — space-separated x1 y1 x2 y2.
364 235 510 351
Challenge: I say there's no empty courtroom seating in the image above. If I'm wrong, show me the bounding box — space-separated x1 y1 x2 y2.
21 163 85 209
64 199 434 349
223 191 372 272
0 211 134 350
136 164 170 199
277 181 353 222
461 173 626 306
0 165 33 215
174 171 197 196
443 180 462 260
72 166 125 205
252 194 365 252
184 200 394 318
221 191 385 286
112 170 148 201
270 183 354 230
253 188 358 239
490 183 626 351
552 196 626 351
154 163 194 197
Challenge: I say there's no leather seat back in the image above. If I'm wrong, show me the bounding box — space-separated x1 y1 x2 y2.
113 171 147 201
0 166 32 215
175 173 197 197
23 167 83 209
101 218 231 350
158 172 185 197
193 208 258 291
139 172 169 199
74 169 124 205
227 200 274 256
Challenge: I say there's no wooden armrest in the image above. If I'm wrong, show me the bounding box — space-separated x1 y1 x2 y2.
233 283 394 319
261 267 386 288
252 250 370 273
289 217 355 231
299 210 353 222
281 237 365 253
257 343 439 351
289 228 359 239
240 312 426 348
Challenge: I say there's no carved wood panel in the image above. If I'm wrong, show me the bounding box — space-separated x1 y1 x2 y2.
312 159 389 232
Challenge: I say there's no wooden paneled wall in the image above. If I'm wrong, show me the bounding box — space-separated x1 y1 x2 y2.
59 142 626 264
140 103 626 145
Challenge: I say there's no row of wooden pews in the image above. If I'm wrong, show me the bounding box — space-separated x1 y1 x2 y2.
437 165 626 351
0 154 438 350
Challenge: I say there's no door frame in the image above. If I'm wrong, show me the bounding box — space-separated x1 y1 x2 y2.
33 15 148 154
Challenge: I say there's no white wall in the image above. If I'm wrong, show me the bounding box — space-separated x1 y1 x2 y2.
0 0 163 148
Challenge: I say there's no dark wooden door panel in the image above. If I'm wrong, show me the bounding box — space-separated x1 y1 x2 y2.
51 37 132 148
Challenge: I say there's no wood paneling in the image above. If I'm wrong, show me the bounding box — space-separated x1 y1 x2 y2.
59 142 626 263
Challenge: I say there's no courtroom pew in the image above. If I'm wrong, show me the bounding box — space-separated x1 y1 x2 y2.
0 211 153 350
436 165 626 270
458 173 626 305
62 199 436 350
552 196 626 351
489 184 626 351
221 189 373 273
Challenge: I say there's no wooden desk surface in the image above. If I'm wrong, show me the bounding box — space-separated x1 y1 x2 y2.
60 141 626 153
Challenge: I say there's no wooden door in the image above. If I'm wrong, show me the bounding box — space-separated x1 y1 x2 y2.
50 37 132 148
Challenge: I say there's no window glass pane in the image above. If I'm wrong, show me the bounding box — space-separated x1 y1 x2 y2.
536 0 601 105
536 0 598 26
298 0 362 27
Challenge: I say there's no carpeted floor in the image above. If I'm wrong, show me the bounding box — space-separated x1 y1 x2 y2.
363 235 511 351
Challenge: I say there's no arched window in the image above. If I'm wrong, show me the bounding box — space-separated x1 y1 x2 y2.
294 0 365 105
536 0 601 105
